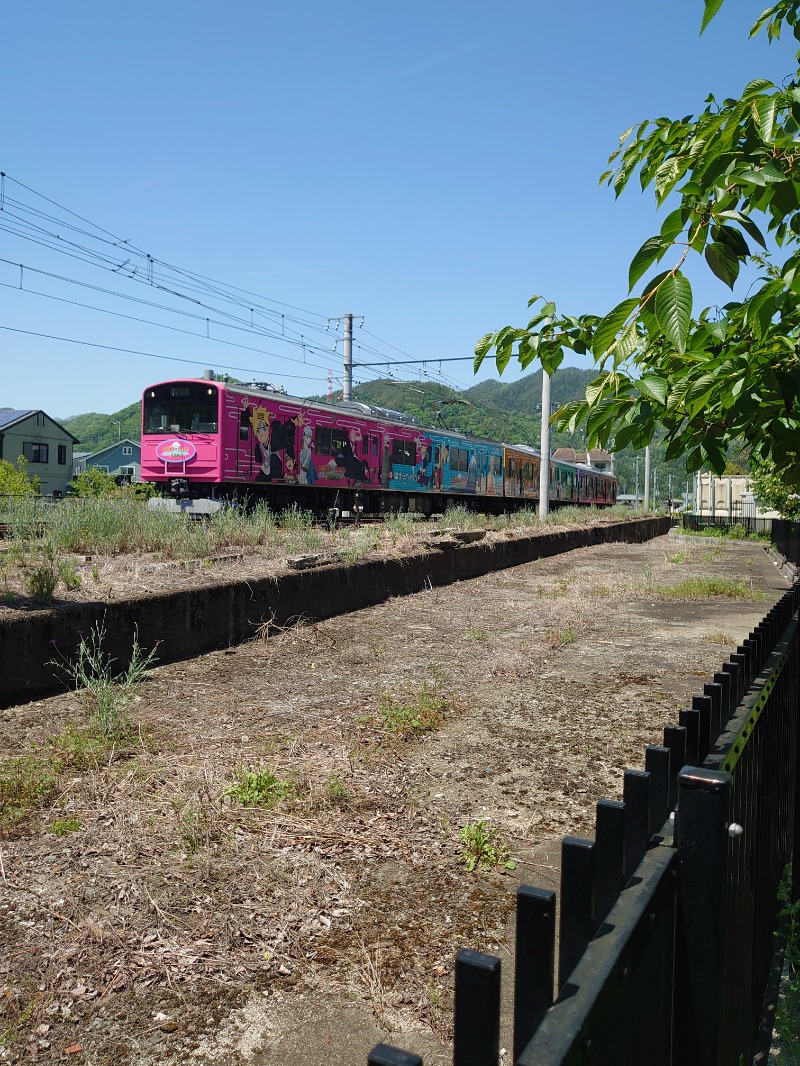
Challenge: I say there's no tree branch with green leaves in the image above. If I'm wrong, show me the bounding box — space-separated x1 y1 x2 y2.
476 0 800 485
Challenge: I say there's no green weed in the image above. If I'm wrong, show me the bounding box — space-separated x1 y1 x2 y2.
458 821 516 872
773 879 800 1063
545 625 577 648
324 772 350 807
464 629 489 641
370 681 450 741
669 550 690 564
51 620 159 740
223 768 297 807
51 816 81 836
0 752 59 826
654 577 765 601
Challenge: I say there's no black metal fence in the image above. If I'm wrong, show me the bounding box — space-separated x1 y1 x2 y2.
680 513 775 537
370 582 800 1066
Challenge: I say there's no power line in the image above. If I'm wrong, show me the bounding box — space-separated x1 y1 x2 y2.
0 172 473 396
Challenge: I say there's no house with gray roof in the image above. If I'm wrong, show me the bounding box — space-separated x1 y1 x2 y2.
0 408 79 497
73 439 141 482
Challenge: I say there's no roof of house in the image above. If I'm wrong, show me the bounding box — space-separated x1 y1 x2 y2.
0 408 80 443
83 439 141 462
553 447 614 463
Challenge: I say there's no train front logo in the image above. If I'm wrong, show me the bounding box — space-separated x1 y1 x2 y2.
155 439 197 463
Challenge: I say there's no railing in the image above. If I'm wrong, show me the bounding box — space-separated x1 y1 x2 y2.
370 583 800 1066
681 513 774 536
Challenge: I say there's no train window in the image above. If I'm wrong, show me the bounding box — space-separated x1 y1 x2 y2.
239 409 250 440
315 427 332 455
144 382 218 435
331 430 349 457
451 447 469 472
371 435 378 457
392 440 416 466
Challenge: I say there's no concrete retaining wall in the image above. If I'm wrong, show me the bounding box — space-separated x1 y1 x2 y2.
0 517 670 708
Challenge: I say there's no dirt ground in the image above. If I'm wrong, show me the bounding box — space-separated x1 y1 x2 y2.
0 529 789 1065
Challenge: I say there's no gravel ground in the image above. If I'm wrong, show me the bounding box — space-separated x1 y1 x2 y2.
0 529 788 1065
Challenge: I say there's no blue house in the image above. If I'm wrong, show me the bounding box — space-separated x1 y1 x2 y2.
73 439 141 482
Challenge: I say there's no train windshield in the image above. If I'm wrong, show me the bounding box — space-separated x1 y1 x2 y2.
143 382 219 434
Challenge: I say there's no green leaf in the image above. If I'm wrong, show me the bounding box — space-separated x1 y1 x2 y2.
718 210 767 249
705 243 740 288
474 333 493 372
495 345 512 375
700 0 725 33
585 375 612 406
654 273 693 352
638 375 669 405
592 298 639 358
753 95 778 141
628 237 666 291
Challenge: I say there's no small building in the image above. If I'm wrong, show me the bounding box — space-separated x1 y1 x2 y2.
553 447 614 473
73 439 141 482
0 408 79 497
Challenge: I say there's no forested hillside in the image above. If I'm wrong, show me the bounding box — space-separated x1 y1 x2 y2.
61 403 140 452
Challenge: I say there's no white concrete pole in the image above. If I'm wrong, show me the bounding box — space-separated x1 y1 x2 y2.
538 370 551 519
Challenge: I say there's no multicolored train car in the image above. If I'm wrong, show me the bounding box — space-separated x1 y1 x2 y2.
140 377 616 513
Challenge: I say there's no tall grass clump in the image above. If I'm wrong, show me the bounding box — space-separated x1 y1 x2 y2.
278 504 325 552
47 496 179 554
0 495 49 540
51 619 158 739
443 504 486 531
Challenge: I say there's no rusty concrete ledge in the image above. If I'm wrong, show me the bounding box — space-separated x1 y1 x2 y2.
0 516 670 708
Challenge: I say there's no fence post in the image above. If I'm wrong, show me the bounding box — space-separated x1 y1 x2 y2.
623 770 651 878
674 766 731 1064
593 799 625 927
663 725 687 810
453 949 501 1066
559 838 594 989
513 887 555 1062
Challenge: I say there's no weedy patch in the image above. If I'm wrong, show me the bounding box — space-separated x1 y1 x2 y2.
463 628 489 641
365 680 451 741
51 816 81 836
669 550 690 564
223 768 297 808
0 752 60 828
654 577 765 601
458 820 516 872
324 772 351 807
773 873 800 1063
545 625 577 648
701 632 735 646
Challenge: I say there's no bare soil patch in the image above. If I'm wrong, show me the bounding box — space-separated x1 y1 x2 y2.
0 531 787 1064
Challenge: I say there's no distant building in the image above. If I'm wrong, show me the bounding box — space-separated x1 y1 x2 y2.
553 447 614 473
0 408 78 497
693 472 777 519
73 439 141 482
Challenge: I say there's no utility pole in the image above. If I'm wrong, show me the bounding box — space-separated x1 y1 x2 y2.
644 444 651 510
113 420 121 441
538 370 552 519
342 313 353 401
635 455 640 507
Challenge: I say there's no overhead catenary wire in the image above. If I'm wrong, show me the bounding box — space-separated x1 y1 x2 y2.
0 171 474 397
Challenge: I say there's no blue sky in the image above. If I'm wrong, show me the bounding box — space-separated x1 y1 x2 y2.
1 1 794 418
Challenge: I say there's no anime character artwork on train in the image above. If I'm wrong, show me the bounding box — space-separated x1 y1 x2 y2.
140 375 616 514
